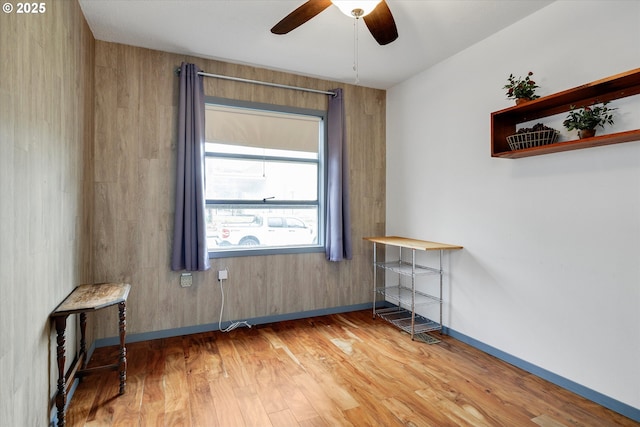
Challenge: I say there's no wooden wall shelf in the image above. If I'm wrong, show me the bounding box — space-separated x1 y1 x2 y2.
491 68 640 158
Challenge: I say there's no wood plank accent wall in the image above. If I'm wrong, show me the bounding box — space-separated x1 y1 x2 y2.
0 1 95 425
91 42 386 339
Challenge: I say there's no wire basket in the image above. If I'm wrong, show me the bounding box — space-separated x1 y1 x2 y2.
506 129 559 151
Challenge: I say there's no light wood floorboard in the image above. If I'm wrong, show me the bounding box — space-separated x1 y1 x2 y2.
66 311 637 427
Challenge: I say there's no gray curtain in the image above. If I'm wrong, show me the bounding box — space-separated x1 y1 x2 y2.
325 88 352 261
171 62 211 271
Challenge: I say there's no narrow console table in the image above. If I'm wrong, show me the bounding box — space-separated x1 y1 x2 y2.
364 236 462 340
50 282 130 427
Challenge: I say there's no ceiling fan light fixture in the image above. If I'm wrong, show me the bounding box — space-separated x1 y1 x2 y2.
331 0 381 18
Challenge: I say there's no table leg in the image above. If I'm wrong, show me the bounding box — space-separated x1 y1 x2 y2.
372 242 377 319
54 316 67 427
79 312 87 369
118 301 127 395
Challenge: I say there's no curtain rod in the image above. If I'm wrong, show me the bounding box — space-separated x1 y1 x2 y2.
175 67 336 96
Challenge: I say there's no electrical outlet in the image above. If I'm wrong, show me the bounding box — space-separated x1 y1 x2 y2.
180 273 192 287
218 269 228 281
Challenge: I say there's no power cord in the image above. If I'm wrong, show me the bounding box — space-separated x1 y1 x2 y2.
218 271 251 332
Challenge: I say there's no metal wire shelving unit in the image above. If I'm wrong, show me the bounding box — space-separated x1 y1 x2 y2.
365 237 462 340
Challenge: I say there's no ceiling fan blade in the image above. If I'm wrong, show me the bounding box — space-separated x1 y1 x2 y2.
271 0 333 34
363 0 398 45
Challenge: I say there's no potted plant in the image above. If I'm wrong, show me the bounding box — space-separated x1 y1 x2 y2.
504 71 540 104
562 102 616 139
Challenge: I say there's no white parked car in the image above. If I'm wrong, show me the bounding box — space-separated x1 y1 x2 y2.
212 215 315 247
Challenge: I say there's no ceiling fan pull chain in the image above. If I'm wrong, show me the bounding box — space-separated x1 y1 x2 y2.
353 16 360 84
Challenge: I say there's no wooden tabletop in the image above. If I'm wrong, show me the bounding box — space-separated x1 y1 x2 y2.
363 236 463 251
51 283 131 316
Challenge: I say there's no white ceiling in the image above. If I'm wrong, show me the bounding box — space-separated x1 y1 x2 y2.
78 0 554 90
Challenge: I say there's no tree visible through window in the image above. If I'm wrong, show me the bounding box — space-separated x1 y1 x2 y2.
204 98 326 257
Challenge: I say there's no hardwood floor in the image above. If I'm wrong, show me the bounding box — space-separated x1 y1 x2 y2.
65 310 637 426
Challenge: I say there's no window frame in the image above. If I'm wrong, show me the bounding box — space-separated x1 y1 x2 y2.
204 96 327 258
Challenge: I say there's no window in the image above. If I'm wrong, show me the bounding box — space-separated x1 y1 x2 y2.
204 97 326 257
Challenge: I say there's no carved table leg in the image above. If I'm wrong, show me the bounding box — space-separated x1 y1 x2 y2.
54 316 67 427
79 312 87 369
118 301 127 395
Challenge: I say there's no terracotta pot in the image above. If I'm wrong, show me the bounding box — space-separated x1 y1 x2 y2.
578 128 596 139
515 98 531 105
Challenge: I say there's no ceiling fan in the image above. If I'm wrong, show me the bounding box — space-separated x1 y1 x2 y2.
271 0 398 46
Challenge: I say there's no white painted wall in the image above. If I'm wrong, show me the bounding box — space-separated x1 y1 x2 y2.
387 0 640 409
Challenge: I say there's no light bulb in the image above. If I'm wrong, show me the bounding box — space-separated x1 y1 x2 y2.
331 0 382 18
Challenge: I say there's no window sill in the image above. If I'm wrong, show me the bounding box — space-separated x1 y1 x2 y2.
209 245 325 258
